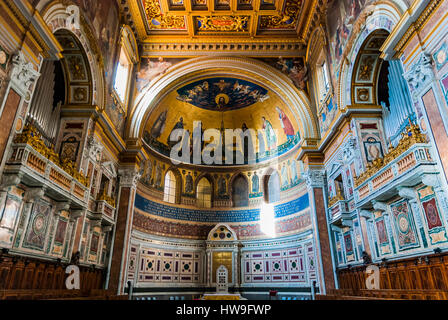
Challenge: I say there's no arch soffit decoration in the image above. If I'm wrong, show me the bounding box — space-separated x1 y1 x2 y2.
336 1 403 109
41 1 106 109
128 56 319 144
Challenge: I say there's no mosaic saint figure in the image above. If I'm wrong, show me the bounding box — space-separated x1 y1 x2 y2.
143 160 153 185
281 164 289 188
262 117 277 151
218 177 227 196
155 164 162 187
276 107 295 140
290 160 298 183
252 173 259 193
150 110 167 139
185 173 194 193
167 117 185 147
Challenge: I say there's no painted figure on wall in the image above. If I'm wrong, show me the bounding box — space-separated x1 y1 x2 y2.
290 160 298 183
262 117 277 151
327 0 368 67
167 117 185 147
276 107 295 140
363 137 383 162
272 57 308 90
252 173 259 193
281 164 289 188
73 0 119 84
136 57 173 91
151 110 168 139
218 177 227 196
142 160 153 186
155 164 162 187
185 173 194 193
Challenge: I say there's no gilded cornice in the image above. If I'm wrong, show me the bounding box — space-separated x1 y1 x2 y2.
141 40 305 57
392 0 443 58
2 0 55 60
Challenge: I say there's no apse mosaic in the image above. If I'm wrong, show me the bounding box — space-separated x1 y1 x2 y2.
176 78 269 111
142 81 301 165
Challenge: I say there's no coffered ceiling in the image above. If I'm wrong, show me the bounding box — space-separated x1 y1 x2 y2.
120 0 326 57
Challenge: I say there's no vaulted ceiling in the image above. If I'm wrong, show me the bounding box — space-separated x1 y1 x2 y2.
119 0 327 57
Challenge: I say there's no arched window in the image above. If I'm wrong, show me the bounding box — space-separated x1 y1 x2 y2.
112 26 138 110
163 171 177 204
197 178 212 208
267 171 280 204
113 46 131 102
232 175 249 207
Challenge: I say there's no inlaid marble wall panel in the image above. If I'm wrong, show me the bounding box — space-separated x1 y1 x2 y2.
131 245 203 284
242 240 317 285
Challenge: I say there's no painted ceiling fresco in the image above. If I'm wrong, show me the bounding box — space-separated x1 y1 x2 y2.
133 0 306 38
142 80 301 164
176 78 270 111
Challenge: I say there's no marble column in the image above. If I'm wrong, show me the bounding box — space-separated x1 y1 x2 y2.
107 167 141 294
304 169 336 294
69 209 86 256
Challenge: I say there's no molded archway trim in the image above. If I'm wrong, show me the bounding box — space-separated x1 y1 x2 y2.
127 56 319 144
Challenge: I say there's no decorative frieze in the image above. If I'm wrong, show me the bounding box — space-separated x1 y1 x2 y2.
119 168 142 189
10 52 40 100
303 169 325 188
403 52 435 97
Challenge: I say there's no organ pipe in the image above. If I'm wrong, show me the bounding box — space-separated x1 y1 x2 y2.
27 60 60 146
382 60 415 147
